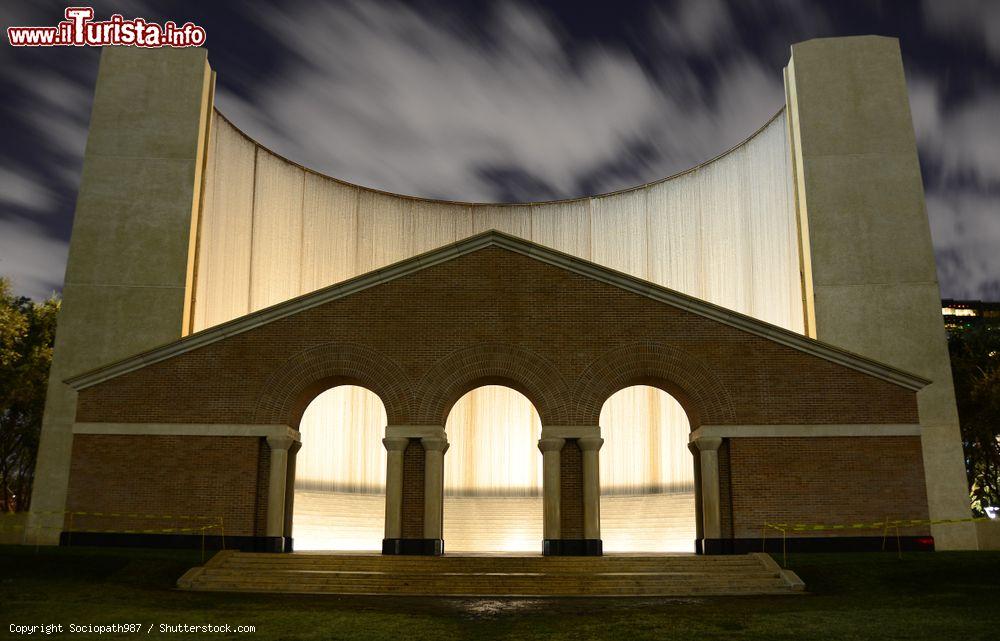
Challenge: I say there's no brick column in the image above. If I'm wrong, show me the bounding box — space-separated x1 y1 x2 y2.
382 437 409 541
538 437 565 541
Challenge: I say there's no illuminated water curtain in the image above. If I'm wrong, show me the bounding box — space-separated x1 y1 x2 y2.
194 108 800 552
293 385 695 551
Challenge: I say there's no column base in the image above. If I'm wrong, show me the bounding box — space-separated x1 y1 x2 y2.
543 539 603 556
382 538 444 555
697 536 935 555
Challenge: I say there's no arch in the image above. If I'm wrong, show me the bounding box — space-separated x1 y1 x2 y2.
572 341 737 428
444 384 543 497
292 384 388 551
296 385 389 493
443 384 544 552
414 342 570 426
253 343 413 426
599 385 694 495
598 384 698 552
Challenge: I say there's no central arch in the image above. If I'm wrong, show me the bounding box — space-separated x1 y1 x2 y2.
442 384 544 552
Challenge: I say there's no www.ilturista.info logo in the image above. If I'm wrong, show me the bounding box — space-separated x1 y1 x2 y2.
7 7 206 48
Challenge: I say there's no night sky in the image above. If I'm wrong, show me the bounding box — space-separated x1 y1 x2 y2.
1 1 998 302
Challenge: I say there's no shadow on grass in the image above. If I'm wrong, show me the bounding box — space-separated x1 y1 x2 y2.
2 545 999 640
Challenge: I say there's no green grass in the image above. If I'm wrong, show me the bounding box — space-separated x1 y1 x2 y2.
2 546 999 640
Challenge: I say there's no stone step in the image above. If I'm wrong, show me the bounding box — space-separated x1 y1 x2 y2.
179 551 804 597
206 569 776 579
189 579 790 593
178 583 796 596
228 557 759 572
219 564 764 576
195 569 781 582
222 552 757 564
215 564 768 576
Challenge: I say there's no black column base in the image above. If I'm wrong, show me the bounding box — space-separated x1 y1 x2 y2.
382 538 443 555
697 536 935 555
543 539 603 556
59 531 290 552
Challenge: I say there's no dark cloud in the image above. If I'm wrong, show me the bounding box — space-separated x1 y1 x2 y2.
0 0 997 301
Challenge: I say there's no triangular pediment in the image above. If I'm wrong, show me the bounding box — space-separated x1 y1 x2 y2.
66 230 928 391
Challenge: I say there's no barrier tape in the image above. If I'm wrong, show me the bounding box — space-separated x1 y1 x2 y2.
1 510 218 521
0 524 220 534
761 515 992 568
2 511 227 561
765 515 991 532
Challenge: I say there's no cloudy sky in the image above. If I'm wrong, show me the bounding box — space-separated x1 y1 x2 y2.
1 0 998 301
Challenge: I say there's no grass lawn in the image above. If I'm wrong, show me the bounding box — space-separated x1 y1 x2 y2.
2 545 999 640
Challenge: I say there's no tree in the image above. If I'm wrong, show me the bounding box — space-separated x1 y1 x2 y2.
948 326 1000 516
0 277 59 512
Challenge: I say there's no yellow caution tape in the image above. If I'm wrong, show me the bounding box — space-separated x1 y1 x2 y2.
765 515 991 533
2 510 218 521
1 523 221 534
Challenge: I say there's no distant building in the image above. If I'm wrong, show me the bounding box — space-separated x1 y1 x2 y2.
941 300 1000 332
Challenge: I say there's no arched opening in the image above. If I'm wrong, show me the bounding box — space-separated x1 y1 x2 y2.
291 385 387 551
599 385 697 552
443 385 544 552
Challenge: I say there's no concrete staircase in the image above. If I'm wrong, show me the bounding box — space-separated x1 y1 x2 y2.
178 552 804 597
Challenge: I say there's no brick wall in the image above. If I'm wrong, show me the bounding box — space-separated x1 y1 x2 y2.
401 440 425 538
719 441 733 538
65 435 264 536
729 436 931 538
560 440 583 538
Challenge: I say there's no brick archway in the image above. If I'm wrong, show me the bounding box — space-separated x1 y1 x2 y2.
253 342 413 426
414 342 570 426
571 341 738 428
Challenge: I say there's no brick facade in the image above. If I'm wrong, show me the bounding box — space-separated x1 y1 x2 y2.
401 440 425 538
67 244 928 546
66 435 264 536
729 437 931 538
560 440 584 538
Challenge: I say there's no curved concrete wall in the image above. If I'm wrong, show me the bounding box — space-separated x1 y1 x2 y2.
191 109 804 334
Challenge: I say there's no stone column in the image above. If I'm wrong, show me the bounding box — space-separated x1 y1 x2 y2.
382 437 410 541
538 437 565 541
282 441 301 540
688 442 704 544
265 435 296 546
421 437 449 545
693 437 723 545
578 437 604 542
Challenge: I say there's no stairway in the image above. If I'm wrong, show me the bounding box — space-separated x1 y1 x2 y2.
177 552 804 597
